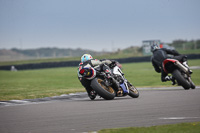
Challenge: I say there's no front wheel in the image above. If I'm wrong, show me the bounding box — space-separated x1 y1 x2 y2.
172 69 191 90
128 83 139 98
91 78 116 100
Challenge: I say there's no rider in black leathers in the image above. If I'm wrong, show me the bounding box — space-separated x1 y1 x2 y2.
151 44 191 82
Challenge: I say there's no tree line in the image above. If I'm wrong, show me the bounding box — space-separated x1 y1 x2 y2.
168 39 200 50
10 47 102 58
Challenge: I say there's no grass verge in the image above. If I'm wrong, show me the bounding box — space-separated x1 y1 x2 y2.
98 122 200 133
0 59 199 101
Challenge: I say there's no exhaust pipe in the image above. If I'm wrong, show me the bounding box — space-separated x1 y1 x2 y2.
174 61 189 74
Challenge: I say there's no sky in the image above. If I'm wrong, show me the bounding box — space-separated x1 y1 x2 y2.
0 0 200 52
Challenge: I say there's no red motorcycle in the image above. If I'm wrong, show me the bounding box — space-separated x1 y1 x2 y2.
163 59 195 90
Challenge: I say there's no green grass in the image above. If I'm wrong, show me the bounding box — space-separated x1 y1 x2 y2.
0 59 200 101
98 122 200 133
0 67 85 100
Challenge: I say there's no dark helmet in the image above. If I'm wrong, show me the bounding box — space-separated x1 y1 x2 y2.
151 43 160 52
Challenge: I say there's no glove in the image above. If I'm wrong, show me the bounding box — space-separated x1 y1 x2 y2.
111 60 117 64
110 60 117 68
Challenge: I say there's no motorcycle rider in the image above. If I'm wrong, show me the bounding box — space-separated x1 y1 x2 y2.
151 43 192 84
77 54 116 100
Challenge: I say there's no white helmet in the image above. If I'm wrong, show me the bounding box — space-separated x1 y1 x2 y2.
81 54 93 63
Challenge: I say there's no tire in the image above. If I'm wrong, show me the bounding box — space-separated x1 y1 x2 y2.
128 84 139 98
91 78 115 100
188 77 196 89
172 69 191 90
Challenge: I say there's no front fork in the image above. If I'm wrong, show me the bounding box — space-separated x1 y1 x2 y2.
124 81 130 93
120 80 130 94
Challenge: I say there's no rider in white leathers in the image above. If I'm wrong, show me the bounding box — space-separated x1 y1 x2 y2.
78 54 115 100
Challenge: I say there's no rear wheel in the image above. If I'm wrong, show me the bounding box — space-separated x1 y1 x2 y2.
172 69 191 90
91 78 115 100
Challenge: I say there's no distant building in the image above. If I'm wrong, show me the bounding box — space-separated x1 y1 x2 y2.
142 40 161 56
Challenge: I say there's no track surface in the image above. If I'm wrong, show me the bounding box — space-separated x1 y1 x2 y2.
0 87 200 133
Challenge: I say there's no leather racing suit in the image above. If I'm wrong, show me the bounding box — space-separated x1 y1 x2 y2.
77 59 113 98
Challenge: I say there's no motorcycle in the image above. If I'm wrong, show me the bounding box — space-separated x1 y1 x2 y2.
163 59 195 90
79 63 139 100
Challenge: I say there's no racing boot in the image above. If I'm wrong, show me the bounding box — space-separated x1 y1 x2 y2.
161 75 171 82
89 90 97 100
165 76 171 81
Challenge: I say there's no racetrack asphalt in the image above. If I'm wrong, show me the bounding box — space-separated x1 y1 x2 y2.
0 86 200 133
